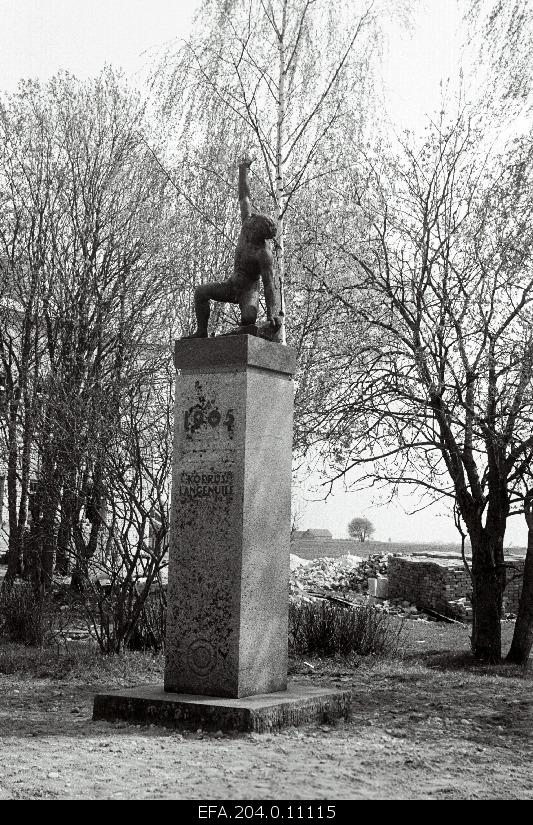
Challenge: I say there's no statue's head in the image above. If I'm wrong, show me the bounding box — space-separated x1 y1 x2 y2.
245 213 277 244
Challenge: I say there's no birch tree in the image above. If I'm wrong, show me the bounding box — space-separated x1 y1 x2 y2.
154 0 388 343
467 0 533 103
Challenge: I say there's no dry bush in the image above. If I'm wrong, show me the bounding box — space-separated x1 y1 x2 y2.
289 599 404 657
0 582 52 646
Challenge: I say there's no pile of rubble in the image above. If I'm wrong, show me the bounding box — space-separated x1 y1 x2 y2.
356 554 390 586
370 598 441 621
289 553 449 622
290 553 391 598
447 597 473 622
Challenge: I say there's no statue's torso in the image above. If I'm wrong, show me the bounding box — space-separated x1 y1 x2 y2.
232 233 268 287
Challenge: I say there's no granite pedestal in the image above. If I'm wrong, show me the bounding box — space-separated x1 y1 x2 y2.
93 335 351 731
93 684 352 732
165 335 296 698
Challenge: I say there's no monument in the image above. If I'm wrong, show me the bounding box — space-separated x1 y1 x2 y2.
93 157 350 731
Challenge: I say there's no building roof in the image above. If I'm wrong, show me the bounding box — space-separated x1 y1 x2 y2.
301 528 333 539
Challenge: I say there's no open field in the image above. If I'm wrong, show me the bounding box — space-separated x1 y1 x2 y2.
0 620 531 800
290 539 527 561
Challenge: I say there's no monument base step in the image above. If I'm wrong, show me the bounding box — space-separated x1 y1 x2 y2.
92 684 351 733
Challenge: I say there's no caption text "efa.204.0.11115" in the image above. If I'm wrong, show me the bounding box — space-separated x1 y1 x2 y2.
198 806 337 820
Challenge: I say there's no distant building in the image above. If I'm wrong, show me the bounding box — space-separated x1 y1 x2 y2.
293 528 333 541
290 526 376 560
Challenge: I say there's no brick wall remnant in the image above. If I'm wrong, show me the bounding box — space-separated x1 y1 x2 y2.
387 555 525 619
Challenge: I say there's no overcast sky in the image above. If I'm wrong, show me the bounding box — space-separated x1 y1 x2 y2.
0 1 524 545
0 0 196 89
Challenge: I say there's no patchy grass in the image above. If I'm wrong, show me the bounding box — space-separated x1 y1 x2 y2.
400 617 518 655
0 642 163 685
0 616 523 682
399 619 531 678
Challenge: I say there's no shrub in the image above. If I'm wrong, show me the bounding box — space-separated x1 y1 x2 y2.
0 582 51 646
82 579 167 654
125 589 166 652
289 599 403 657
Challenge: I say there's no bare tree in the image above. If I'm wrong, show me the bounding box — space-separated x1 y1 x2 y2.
307 113 533 661
0 70 185 595
0 83 56 582
79 357 173 653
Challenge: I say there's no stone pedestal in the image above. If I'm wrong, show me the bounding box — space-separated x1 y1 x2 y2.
164 335 296 699
93 685 352 733
92 335 352 731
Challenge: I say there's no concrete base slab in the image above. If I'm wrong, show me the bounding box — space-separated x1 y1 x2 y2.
93 684 351 733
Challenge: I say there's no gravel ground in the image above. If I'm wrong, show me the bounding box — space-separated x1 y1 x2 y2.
0 622 532 800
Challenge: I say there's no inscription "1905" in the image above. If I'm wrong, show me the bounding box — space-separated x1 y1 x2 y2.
184 404 235 437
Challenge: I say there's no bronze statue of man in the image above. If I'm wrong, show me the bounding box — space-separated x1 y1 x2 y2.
192 156 283 338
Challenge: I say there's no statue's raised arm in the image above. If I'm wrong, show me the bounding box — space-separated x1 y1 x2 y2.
238 155 253 222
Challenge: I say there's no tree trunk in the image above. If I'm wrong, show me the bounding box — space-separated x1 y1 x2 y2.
470 534 505 662
70 519 100 593
275 0 287 344
507 524 533 665
41 491 59 588
56 474 76 576
28 458 60 591
70 486 106 593
16 389 33 572
5 403 22 583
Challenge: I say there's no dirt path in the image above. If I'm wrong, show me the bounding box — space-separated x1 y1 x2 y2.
1 644 532 800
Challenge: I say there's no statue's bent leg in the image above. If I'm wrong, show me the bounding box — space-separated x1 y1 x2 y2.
239 284 260 327
193 281 238 337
